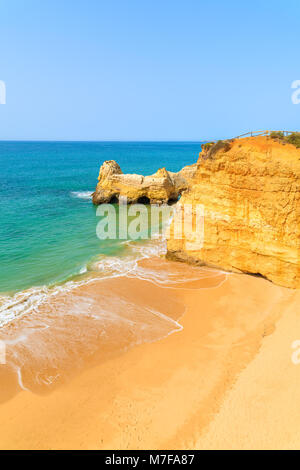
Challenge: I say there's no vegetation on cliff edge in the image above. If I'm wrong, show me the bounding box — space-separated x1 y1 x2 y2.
270 131 300 148
202 140 231 159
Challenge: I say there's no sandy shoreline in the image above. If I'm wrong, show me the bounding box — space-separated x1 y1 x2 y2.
0 257 299 450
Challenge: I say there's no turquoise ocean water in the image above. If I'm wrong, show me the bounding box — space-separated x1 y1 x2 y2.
0 141 201 294
0 141 213 394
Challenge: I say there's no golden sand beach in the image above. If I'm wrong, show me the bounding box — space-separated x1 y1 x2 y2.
1 0 300 452
0 254 298 450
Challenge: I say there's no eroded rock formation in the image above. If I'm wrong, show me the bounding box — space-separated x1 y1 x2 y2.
167 136 300 289
92 160 197 205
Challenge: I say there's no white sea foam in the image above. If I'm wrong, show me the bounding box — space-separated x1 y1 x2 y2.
0 280 97 328
1 290 184 393
0 237 223 329
70 191 93 200
0 241 159 328
0 236 226 394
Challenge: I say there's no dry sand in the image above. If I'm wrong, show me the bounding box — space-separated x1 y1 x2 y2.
0 257 299 450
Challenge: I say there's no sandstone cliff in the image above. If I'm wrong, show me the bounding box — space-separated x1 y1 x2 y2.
167 136 300 289
92 160 196 205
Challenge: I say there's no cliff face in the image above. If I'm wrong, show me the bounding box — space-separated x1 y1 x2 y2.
92 160 196 205
167 137 300 289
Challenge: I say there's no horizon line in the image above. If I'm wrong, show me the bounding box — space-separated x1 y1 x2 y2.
0 139 208 143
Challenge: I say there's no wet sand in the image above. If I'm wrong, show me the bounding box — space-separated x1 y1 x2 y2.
0 257 298 450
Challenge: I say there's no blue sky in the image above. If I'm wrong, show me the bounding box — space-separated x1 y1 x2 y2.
0 0 300 141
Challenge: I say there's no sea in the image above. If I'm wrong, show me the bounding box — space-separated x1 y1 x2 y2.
0 141 206 394
0 141 202 294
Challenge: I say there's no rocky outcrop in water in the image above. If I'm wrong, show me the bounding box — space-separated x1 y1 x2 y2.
167 136 300 289
92 160 197 205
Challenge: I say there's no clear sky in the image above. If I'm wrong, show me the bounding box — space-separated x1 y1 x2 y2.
0 0 300 141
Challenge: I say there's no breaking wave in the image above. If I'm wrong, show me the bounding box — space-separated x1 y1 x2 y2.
0 236 225 396
70 191 93 200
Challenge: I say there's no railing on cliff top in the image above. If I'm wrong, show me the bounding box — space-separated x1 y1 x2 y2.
233 130 295 139
207 130 298 144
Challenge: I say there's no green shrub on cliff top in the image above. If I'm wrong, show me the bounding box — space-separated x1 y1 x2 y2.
204 140 231 159
202 142 214 151
270 131 284 140
285 132 300 148
270 131 300 148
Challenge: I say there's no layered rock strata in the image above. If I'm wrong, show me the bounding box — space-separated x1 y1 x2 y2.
92 160 197 205
167 137 300 289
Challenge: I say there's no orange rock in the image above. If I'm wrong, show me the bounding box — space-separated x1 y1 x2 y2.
167 136 300 289
92 160 196 205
